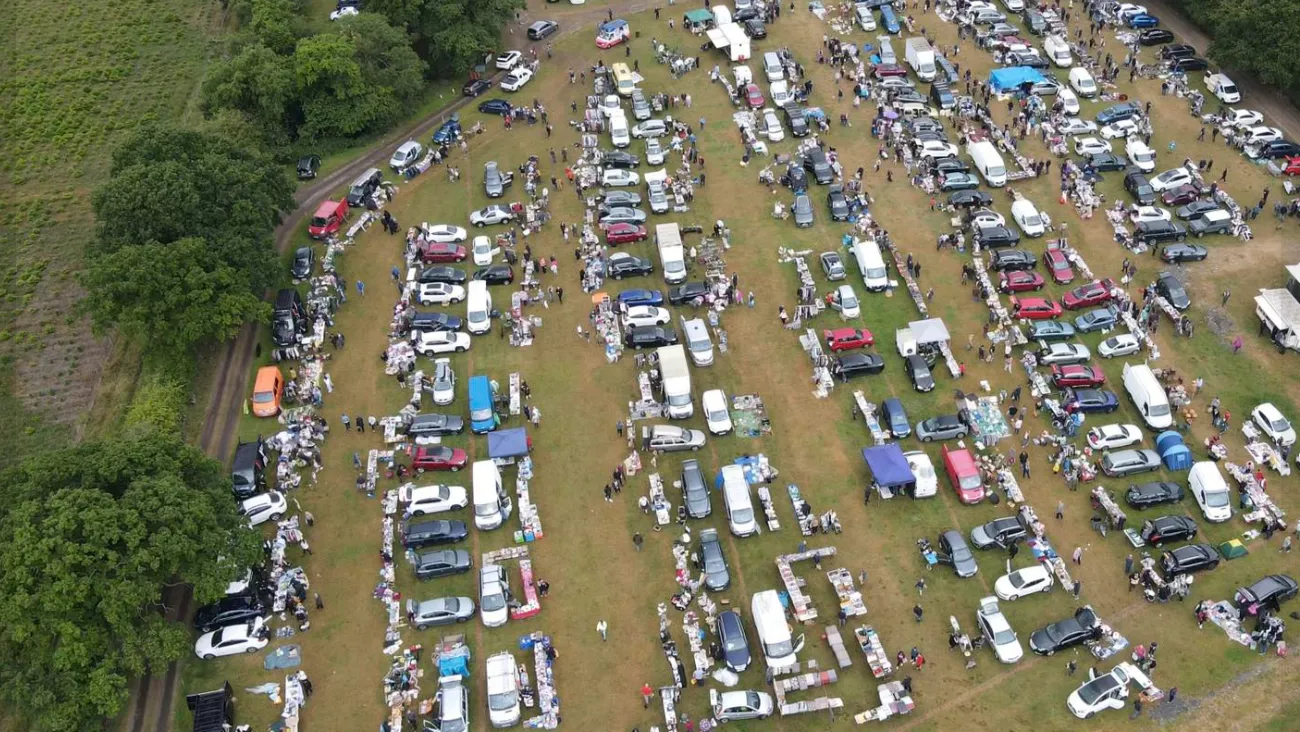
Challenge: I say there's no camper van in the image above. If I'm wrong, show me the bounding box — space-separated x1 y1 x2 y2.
851 239 889 292
611 62 636 97
1187 461 1233 522
658 344 694 418
466 280 492 335
1121 363 1172 429
721 464 758 537
468 375 499 433
472 460 513 530
682 318 715 366
751 590 804 667
967 140 1007 187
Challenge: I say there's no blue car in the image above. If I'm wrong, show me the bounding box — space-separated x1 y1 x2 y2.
1065 388 1119 414
879 4 901 33
1027 320 1077 342
432 116 462 145
476 99 513 117
1095 102 1141 126
881 397 911 438
1074 307 1118 334
617 289 664 307
1126 13 1159 28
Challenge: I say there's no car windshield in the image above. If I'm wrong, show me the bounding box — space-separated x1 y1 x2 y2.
708 407 727 422
1009 571 1031 588
992 627 1016 645
732 507 754 524
310 216 328 227
724 631 746 651
475 502 498 517
1024 215 1043 226
1205 491 1230 508
960 475 982 491
1273 418 1292 432
252 391 275 403
1148 403 1170 417
471 407 494 421
489 689 518 711
668 393 691 407
1078 679 1116 705
842 294 858 309
482 589 507 612
866 266 887 279
766 638 793 658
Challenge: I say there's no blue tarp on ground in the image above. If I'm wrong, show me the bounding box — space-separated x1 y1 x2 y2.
861 444 913 488
989 66 1045 93
487 427 529 459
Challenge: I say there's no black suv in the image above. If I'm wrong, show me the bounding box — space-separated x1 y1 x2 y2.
401 519 469 549
193 595 266 633
1135 220 1186 244
231 439 266 499
783 104 809 137
990 249 1037 272
905 354 934 392
802 149 833 185
1156 271 1191 310
1124 170 1157 204
971 516 1027 549
272 288 306 347
624 326 678 349
1161 544 1220 576
975 225 1020 249
1029 607 1101 655
1235 575 1299 614
1139 515 1198 547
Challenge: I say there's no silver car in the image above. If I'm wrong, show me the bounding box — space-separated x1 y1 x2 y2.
1101 449 1162 477
646 425 706 452
406 597 476 630
1037 343 1091 365
483 161 512 197
793 193 814 228
820 251 847 280
647 181 669 214
632 119 669 139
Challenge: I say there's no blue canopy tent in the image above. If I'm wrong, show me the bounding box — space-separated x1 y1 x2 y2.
487 427 531 464
1156 431 1193 471
988 66 1045 93
862 444 915 499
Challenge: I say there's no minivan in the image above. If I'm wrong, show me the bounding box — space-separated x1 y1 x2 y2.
721 464 758 537
472 460 513 530
930 82 956 110
272 288 306 346
762 51 785 82
469 375 499 433
881 397 911 438
466 280 492 335
346 168 383 207
251 366 284 418
682 318 714 366
609 113 631 148
231 439 266 499
751 589 804 668
1187 461 1233 522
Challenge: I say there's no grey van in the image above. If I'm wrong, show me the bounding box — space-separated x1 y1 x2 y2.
346 168 383 207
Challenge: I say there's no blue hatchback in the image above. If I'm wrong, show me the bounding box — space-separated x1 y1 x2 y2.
432 116 462 145
881 397 911 438
1126 13 1159 28
1074 307 1118 334
476 99 513 117
1066 388 1119 414
616 289 664 307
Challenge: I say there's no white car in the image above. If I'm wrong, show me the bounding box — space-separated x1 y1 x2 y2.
479 564 511 628
416 282 466 305
225 569 253 596
402 483 469 515
1086 423 1143 451
599 94 622 118
702 389 733 435
710 689 775 723
1125 138 1157 172
763 108 785 142
1001 0 1024 11
500 67 533 92
426 225 468 243
602 169 640 187
1252 403 1297 446
495 50 523 70
1097 333 1140 358
1227 109 1264 129
622 305 671 328
1245 126 1285 146
1067 664 1150 719
918 140 960 160
1099 118 1139 140
239 491 286 527
1130 205 1171 224
1058 88 1080 115
390 140 423 170
1011 198 1046 237
1149 167 1192 192
194 617 268 660
970 208 1006 229
994 563 1054 600
329 6 357 20
471 235 498 266
645 137 667 165
432 358 456 405
412 329 471 354
828 284 860 318
976 596 1024 664
1058 118 1099 137
770 81 792 107
1073 137 1112 156
486 653 522 728
470 205 515 227
631 120 668 139
903 450 938 498
1115 3 1147 19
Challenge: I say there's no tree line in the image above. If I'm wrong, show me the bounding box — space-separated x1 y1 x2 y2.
1168 0 1300 101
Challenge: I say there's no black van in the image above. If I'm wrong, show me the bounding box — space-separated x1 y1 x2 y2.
345 168 383 207
782 104 809 137
929 82 956 111
272 288 306 346
231 438 266 499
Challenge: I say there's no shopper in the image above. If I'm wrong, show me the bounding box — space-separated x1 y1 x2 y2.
633 532 644 551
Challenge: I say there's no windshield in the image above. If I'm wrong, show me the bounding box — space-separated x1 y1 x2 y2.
866 266 887 280
708 407 727 422
1274 418 1292 432
960 475 982 491
1024 215 1043 227
666 260 685 274
471 406 494 421
1134 150 1155 162
668 393 691 407
992 627 1016 645
475 502 498 517
988 165 1006 177
1148 403 1170 417
489 689 518 712
482 589 507 612
765 638 793 658
732 507 754 525
1205 490 1230 508
310 216 329 227
1009 571 1030 588
842 294 858 309
469 309 488 325
252 390 274 403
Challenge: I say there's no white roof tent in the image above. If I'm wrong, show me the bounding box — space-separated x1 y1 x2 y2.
908 318 951 345
1256 288 1300 334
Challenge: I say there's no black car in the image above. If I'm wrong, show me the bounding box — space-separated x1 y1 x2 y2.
1160 243 1209 263
1160 43 1197 61
1095 101 1141 126
905 354 934 392
1156 271 1191 309
417 266 467 285
477 99 513 116
826 186 850 221
932 158 969 175
717 609 751 672
743 17 767 38
410 311 463 333
473 264 514 285
970 516 1027 549
401 518 469 549
1161 544 1220 576
602 150 641 168
833 352 885 381
462 79 492 97
1235 574 1300 613
733 6 760 21
681 458 711 518
780 164 808 191
296 155 321 180
405 413 465 437
291 246 314 280
975 225 1020 249
669 281 710 305
598 190 642 208
624 326 678 349
193 595 266 633
1125 481 1184 509
606 254 653 279
1140 515 1198 547
1171 57 1210 72
527 20 558 40
1029 607 1102 655
231 439 266 499
909 117 945 135
698 528 730 591
948 190 994 207
1255 140 1300 159
783 104 810 137
1138 28 1174 45
1007 51 1048 68
1124 170 1157 204
990 249 1037 272
1084 153 1130 173
413 548 473 580
802 150 833 185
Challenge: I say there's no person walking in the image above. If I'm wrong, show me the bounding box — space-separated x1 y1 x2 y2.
356 280 365 297
1067 659 1077 676
837 607 848 627
641 683 654 708
315 592 324 610
1125 554 1134 575
913 604 924 622
1056 500 1065 519
604 485 613 502
915 578 926 596
341 414 351 431
1072 546 1083 564
633 532 644 551
1129 698 1143 720
355 415 365 434
1072 580 1082 599
597 620 608 641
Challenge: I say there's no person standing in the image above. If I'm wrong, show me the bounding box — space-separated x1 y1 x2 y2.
1067 659 1077 676
1129 698 1143 720
913 604 924 622
604 485 613 502
356 280 365 297
633 532 644 551
1072 546 1084 564
641 683 654 708
1125 554 1135 575
915 578 926 596
1056 501 1065 520
597 620 608 641
341 414 351 431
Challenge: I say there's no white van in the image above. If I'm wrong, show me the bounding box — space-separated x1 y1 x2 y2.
721 464 758 537
851 239 889 292
466 280 492 335
967 140 1007 187
472 460 513 530
762 52 784 82
751 590 804 668
1121 362 1173 429
1207 74 1241 104
1069 67 1098 98
1043 35 1072 67
855 4 877 31
1187 461 1233 522
610 112 630 148
659 243 686 284
1125 138 1157 172
682 318 714 366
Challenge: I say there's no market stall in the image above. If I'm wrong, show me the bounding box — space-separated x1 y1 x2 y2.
861 444 915 499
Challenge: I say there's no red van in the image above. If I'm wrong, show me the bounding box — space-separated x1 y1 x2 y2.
941 445 985 504
307 199 349 239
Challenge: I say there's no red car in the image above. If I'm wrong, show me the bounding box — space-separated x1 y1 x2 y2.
1161 184 1200 207
1052 364 1106 388
605 223 648 245
1010 296 1062 320
1043 248 1075 284
412 446 469 472
421 242 468 263
1062 278 1117 310
1283 157 1300 176
744 84 765 109
873 64 908 78
824 327 875 352
998 270 1045 293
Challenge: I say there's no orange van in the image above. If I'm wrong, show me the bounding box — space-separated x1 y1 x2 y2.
251 366 284 418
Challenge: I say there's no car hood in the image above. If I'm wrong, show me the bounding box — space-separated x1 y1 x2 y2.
970 524 995 548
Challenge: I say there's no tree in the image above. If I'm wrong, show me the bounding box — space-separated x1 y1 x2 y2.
202 42 298 145
0 434 261 731
337 13 427 103
249 0 300 54
367 0 522 78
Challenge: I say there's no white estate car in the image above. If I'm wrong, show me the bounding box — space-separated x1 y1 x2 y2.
1011 198 1046 237
500 67 533 92
485 652 522 727
402 483 470 516
1073 137 1112 156
194 617 268 659
1097 333 1140 358
1125 138 1157 172
645 137 667 165
495 50 523 70
1058 118 1099 137
426 224 468 243
1086 424 1143 451
904 450 938 498
1252 403 1297 446
1149 167 1193 192
976 596 1024 664
412 329 471 354
416 282 467 305
702 389 733 435
827 284 861 318
471 235 498 266
994 563 1054 600
622 305 671 328
390 140 424 170
1099 118 1140 140
918 140 960 160
601 169 640 187
632 119 669 139
432 358 456 405
709 689 775 723
470 205 515 227
479 564 511 628
239 491 287 527
329 6 357 20
1245 126 1285 146
1130 205 1171 224
763 108 785 142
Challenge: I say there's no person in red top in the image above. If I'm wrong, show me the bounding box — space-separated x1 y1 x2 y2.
914 653 925 670
641 683 654 708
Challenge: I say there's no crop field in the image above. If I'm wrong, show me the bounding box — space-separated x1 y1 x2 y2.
182 2 1300 732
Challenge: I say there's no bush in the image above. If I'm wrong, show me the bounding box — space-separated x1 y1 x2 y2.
124 371 189 435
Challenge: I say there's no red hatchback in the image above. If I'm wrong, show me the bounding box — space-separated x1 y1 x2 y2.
1284 157 1300 176
1161 184 1200 207
1052 364 1106 388
998 270 1045 293
824 327 875 352
1010 296 1062 320
1061 278 1117 310
605 223 648 245
412 446 469 472
1043 248 1075 284
421 242 468 263
745 84 765 109
874 64 907 78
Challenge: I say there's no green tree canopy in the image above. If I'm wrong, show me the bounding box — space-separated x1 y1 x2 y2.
202 41 298 145
0 434 261 731
1170 0 1300 99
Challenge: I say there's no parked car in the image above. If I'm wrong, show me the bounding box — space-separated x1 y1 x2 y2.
417 266 467 285
915 413 969 442
681 458 712 518
290 246 314 281
976 225 1021 249
474 264 515 285
412 446 469 472
669 282 710 305
601 169 640 187
411 330 471 355
527 20 558 39
977 596 1024 664
1102 449 1162 477
882 398 911 438
407 597 475 629
415 283 466 306
833 352 886 380
1161 544 1220 576
1043 248 1075 284
1123 170 1157 204
622 305 670 329
936 530 979 578
605 253 653 279
1252 403 1297 446
699 529 731 591
792 193 814 227
1038 343 1091 365
948 190 994 207
1062 279 1116 310
940 171 981 191
1137 28 1174 45
994 563 1054 600
194 617 269 659
990 249 1036 272
1156 271 1191 309
645 424 707 452
1052 365 1106 388
624 326 678 349
500 67 533 91
1098 333 1141 358
1066 388 1119 413
1235 575 1300 614
483 161 513 197
479 564 510 628
971 516 1027 549
1029 607 1101 655
1010 296 1062 320
998 270 1045 293
717 610 751 672
390 140 424 170
414 549 472 581
1086 424 1142 450
905 354 935 391
820 251 847 280
709 690 774 723
1140 515 1198 547
194 596 266 633
1160 184 1201 207
616 289 663 307
1126 481 1184 509
239 491 286 527
1074 307 1118 334
404 484 470 516
470 205 515 227
1135 220 1187 245
824 327 874 352
431 359 456 405
826 186 850 221
1160 243 1209 263
604 222 648 245
297 155 321 180
1027 320 1076 342
423 242 468 263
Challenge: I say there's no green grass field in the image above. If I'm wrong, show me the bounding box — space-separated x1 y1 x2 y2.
181 3 1300 731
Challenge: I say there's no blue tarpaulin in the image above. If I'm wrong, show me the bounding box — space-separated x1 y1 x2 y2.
988 66 1045 93
861 444 913 488
487 428 530 459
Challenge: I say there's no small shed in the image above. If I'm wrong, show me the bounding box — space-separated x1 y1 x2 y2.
683 8 714 32
862 444 914 498
1155 431 1193 471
